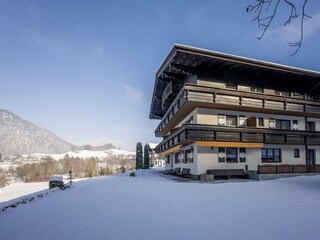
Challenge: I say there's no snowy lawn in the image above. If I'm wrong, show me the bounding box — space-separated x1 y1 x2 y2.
0 169 320 240
0 178 87 203
0 181 49 202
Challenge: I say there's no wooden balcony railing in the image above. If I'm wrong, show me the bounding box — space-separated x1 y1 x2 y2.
155 84 320 137
155 124 320 154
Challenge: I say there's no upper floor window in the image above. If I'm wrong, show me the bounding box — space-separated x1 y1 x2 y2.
304 94 315 100
292 120 299 130
226 115 237 126
258 117 264 127
306 121 315 131
275 90 290 97
250 86 263 93
275 119 290 130
185 116 193 124
226 84 237 90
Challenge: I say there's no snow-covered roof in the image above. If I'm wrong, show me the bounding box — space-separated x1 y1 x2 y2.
49 176 63 182
147 143 158 149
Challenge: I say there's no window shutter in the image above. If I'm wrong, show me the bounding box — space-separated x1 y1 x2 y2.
269 118 275 128
218 114 226 125
239 116 247 127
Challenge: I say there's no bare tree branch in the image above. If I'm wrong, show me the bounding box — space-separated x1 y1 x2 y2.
246 0 311 56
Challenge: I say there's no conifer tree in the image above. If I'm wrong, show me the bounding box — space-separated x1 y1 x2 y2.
143 144 150 169
135 142 143 170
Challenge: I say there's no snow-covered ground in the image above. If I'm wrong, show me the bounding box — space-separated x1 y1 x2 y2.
0 178 87 202
1 169 320 240
22 149 136 160
0 181 49 202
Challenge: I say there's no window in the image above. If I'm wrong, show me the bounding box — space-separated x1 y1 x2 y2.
250 86 263 93
226 148 238 163
174 152 180 164
239 148 246 162
185 116 193 124
226 84 237 90
275 90 290 96
226 115 237 126
275 119 290 130
281 91 290 97
304 94 314 100
166 155 170 164
185 149 193 163
261 148 281 163
306 121 315 131
258 117 264 127
294 149 300 158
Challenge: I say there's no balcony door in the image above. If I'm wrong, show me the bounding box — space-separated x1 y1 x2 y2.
306 149 316 165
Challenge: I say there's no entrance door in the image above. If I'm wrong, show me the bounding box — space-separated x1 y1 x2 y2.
170 154 174 170
307 149 316 173
307 149 316 165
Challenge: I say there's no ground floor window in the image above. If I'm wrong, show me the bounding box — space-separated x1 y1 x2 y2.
294 149 300 158
174 152 184 163
261 148 281 163
166 155 170 164
226 148 238 163
174 152 180 164
218 147 245 163
185 149 193 163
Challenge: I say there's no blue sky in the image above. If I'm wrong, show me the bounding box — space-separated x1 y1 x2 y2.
1 0 320 151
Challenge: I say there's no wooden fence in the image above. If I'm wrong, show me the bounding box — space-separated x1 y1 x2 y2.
258 164 320 174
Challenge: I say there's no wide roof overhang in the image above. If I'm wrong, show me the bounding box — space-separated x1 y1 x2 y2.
150 44 320 119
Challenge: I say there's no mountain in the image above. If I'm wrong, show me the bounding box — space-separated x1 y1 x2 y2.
0 109 73 156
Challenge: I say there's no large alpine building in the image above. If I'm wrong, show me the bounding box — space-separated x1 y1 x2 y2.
150 44 320 179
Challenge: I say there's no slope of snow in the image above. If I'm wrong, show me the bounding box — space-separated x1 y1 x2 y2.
1 169 320 240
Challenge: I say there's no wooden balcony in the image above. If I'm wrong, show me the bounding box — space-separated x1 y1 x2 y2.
155 84 320 137
155 124 320 154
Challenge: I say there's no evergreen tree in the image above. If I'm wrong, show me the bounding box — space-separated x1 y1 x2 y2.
143 144 150 169
135 142 143 170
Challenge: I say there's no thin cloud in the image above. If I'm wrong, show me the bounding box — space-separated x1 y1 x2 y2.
125 85 143 103
33 34 69 51
93 44 104 55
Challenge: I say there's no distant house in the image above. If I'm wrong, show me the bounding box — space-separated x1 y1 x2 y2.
146 143 165 167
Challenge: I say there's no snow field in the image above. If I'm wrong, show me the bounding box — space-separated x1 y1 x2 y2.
0 169 320 240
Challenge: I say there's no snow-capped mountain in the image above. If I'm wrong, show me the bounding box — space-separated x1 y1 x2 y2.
0 109 73 156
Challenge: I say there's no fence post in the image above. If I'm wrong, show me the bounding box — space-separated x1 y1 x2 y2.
258 164 260 174
292 164 294 173
276 164 278 174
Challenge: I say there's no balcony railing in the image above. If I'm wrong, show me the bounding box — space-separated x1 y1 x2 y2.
155 124 320 154
155 84 320 137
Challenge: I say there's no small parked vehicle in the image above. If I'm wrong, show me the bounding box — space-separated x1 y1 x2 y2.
49 176 65 189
